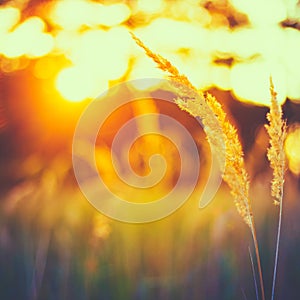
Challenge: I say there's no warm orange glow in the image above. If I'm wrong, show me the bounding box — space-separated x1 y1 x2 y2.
285 126 300 175
0 58 27 73
2 3 300 297
33 57 59 80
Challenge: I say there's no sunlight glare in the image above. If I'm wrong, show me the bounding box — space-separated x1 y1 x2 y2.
229 27 285 59
94 3 131 27
1 17 53 58
284 28 300 101
230 0 286 25
69 28 130 80
128 57 165 90
211 65 231 90
54 31 81 54
50 0 96 30
231 60 287 105
55 66 108 102
169 1 211 25
51 0 130 29
136 18 208 51
137 0 163 14
285 0 300 19
285 126 300 175
55 26 131 101
0 7 20 33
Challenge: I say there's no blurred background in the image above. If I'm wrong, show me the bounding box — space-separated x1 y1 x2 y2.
0 0 300 299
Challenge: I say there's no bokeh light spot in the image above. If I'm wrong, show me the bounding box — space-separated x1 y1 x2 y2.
56 66 108 102
231 60 287 105
285 125 300 175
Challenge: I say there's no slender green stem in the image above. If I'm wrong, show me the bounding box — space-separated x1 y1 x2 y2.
271 188 284 300
250 217 266 300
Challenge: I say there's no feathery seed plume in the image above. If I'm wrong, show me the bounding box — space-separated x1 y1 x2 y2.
265 78 286 205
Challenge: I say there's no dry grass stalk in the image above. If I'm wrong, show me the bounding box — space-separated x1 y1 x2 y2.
131 32 252 227
175 95 226 169
265 78 286 300
205 93 252 226
130 33 225 170
265 78 286 206
130 32 194 90
131 33 265 300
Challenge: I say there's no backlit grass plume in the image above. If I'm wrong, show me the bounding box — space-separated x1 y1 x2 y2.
265 78 286 206
265 78 286 300
204 93 252 226
180 92 265 300
131 32 252 228
130 33 226 170
131 32 265 300
130 32 194 90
